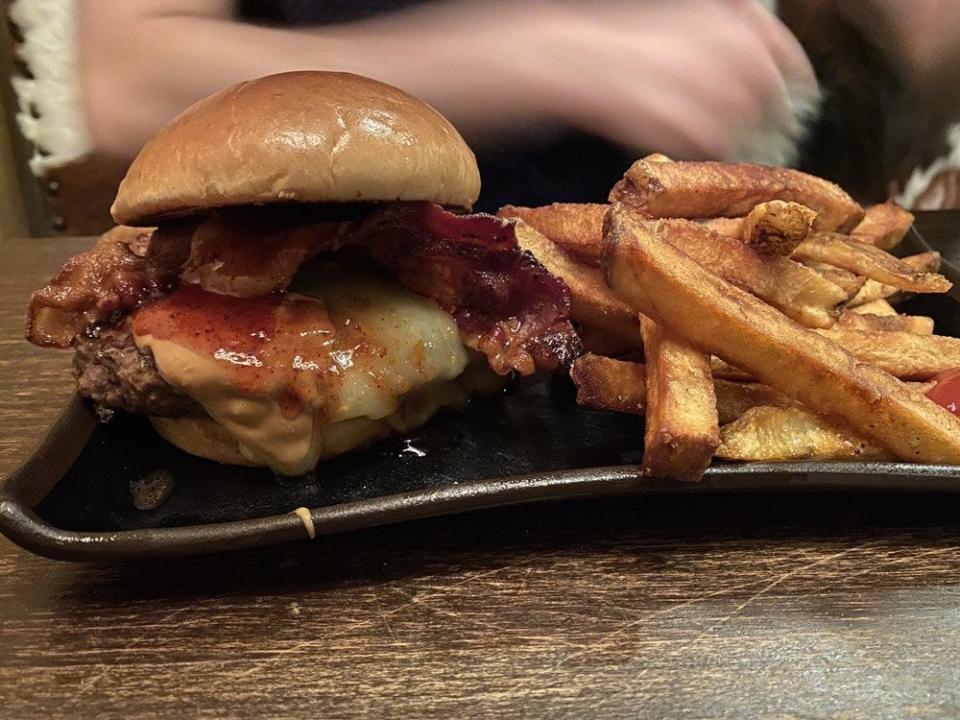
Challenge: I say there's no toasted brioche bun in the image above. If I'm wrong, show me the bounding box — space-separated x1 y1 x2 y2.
113 72 480 225
150 416 257 468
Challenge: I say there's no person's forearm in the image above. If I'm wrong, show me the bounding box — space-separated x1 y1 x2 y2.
80 1 818 164
79 1 544 158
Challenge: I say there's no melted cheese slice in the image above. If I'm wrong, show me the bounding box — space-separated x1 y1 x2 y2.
135 263 469 475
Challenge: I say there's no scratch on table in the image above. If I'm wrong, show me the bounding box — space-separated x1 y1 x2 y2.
792 543 960 599
551 573 777 669
375 595 400 645
649 540 883 663
335 551 566 634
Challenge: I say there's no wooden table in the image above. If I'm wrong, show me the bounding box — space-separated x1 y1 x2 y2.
3 236 960 719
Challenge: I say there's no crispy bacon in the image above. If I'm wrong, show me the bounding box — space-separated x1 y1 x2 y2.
26 226 190 348
349 203 581 374
182 214 347 296
27 204 581 374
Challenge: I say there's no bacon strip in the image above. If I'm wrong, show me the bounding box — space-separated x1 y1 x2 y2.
26 226 189 348
27 204 580 375
350 203 582 375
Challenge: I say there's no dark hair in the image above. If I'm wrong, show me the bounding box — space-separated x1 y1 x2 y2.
780 0 950 201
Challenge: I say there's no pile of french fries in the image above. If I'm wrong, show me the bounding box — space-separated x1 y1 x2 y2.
499 154 960 481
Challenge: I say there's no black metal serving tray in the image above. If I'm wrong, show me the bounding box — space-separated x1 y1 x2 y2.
2 213 959 561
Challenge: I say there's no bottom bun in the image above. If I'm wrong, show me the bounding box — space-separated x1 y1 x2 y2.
150 416 256 467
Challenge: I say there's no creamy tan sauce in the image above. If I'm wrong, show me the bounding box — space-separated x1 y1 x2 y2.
134 263 469 475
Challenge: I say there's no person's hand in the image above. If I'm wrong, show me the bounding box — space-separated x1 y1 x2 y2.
383 0 818 161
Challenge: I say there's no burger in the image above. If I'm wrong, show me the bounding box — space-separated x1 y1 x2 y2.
27 72 580 475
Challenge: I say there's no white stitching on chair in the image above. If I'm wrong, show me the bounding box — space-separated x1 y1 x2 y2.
9 0 92 176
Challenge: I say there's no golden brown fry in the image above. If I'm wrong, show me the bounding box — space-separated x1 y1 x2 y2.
816 327 960 379
571 358 794 425
710 359 755 382
497 203 605 263
740 200 816 256
570 354 646 415
848 298 898 316
837 312 935 335
714 380 795 425
850 201 915 251
512 221 643 347
640 315 719 481
643 152 674 163
610 159 864 231
846 252 943 307
717 406 891 462
793 233 951 293
654 219 847 328
602 204 960 464
800 261 866 299
699 217 745 237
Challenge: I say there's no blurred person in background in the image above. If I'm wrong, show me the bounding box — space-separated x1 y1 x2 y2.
76 0 819 212
781 0 960 208
7 0 960 231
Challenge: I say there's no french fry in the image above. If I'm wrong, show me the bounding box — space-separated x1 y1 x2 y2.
654 219 847 328
837 312 935 335
571 357 796 425
640 315 719 481
792 233 951 293
570 353 646 415
717 406 891 462
710 358 756 382
643 152 674 163
720 320 954 377
714 380 795 425
602 204 960 464
498 204 605 263
512 221 643 347
740 200 816 256
850 201 915 251
609 159 864 232
800 261 866 299
847 252 942 306
699 217 745 237
816 327 960 379
848 298 897 316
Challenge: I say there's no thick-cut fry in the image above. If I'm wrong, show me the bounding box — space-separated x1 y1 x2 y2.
847 252 942 306
793 233 951 293
603 204 960 464
699 217 744 237
800 261 866 299
816 327 960 379
498 203 605 263
640 315 719 481
570 354 646 415
571 357 796 425
609 159 864 232
710 358 755 381
654 219 846 328
850 201 915 251
837 312 935 335
714 380 795 425
717 406 890 461
740 200 816 256
848 298 897 316
512 221 642 347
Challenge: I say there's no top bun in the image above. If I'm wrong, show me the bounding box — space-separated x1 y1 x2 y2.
112 72 481 224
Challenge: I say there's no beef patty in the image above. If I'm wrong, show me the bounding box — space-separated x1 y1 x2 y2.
74 327 200 417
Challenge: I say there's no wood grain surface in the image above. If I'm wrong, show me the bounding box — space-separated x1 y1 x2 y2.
3 237 960 720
